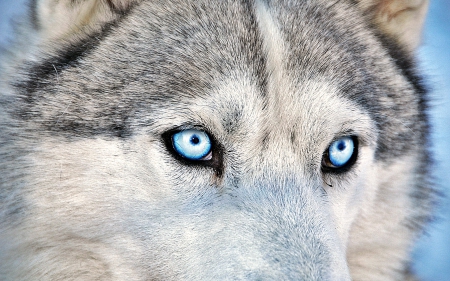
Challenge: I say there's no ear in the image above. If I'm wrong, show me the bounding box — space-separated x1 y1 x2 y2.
355 0 429 52
33 0 140 42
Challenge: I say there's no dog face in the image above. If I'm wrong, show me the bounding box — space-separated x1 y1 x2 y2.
0 0 432 280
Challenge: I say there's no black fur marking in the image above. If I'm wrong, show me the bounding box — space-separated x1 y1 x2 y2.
261 131 270 147
223 108 244 134
370 30 430 160
372 30 429 111
290 131 296 145
12 8 136 139
17 22 117 98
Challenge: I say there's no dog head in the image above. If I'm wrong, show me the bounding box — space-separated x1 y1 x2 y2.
0 0 431 280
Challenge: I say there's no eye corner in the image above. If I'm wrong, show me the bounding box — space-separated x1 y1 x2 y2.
321 135 359 174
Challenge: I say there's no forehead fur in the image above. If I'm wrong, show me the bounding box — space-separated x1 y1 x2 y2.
15 0 427 161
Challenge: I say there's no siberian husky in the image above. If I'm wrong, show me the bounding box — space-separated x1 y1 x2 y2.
0 0 433 280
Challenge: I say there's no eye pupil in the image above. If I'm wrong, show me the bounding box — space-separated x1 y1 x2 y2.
337 141 346 151
190 135 200 145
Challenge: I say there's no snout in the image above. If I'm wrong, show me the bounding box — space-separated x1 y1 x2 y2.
142 176 351 280
219 177 351 280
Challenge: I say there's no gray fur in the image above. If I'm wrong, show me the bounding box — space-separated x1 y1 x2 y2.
0 0 433 280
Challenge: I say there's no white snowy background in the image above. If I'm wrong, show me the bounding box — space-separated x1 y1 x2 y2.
1 1 449 280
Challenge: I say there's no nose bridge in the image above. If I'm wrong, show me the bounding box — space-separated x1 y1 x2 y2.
251 127 313 181
231 173 351 280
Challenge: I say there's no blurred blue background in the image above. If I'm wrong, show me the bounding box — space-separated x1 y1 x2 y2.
0 1 449 280
413 1 450 280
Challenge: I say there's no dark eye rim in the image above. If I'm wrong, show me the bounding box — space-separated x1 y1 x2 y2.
321 135 359 174
162 127 223 172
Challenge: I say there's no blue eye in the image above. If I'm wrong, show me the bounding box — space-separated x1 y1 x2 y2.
172 129 212 160
327 137 355 168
